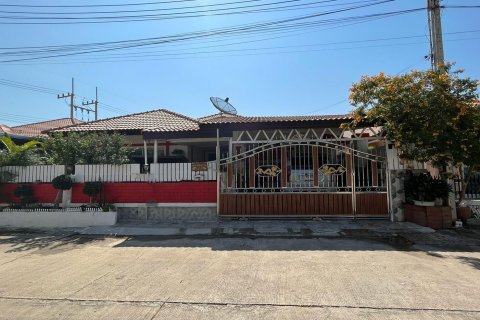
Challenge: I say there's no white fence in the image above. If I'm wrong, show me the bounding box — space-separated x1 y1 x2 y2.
150 161 216 182
1 162 217 183
0 165 65 183
74 164 144 182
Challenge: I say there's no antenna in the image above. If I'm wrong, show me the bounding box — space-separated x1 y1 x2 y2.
210 97 237 115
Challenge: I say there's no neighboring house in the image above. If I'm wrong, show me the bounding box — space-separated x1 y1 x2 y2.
46 109 202 164
0 118 83 144
47 108 389 218
0 124 15 136
11 118 83 138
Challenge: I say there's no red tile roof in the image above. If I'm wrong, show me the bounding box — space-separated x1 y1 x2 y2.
198 113 351 124
47 109 352 135
49 109 200 133
12 118 83 137
0 124 14 135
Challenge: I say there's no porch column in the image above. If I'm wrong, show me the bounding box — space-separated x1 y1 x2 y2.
153 139 158 164
143 140 148 165
165 140 171 156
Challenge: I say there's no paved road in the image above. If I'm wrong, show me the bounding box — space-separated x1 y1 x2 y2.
0 231 479 319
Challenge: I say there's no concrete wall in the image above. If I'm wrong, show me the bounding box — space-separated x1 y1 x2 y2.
0 210 117 228
389 170 407 222
117 204 217 222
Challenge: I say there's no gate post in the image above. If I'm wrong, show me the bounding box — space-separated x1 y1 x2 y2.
346 147 356 217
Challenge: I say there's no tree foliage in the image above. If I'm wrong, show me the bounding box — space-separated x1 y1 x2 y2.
51 174 73 191
0 134 44 166
44 132 131 165
348 65 480 167
347 65 480 202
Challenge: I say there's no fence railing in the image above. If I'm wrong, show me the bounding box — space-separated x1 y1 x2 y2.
74 164 144 182
1 162 217 183
150 161 216 182
454 173 480 200
0 165 65 183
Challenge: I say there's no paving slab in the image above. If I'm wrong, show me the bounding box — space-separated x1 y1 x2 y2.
78 219 435 238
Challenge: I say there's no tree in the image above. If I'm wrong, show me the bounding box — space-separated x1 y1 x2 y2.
83 181 102 204
44 132 131 165
0 134 44 166
51 174 73 207
347 64 480 203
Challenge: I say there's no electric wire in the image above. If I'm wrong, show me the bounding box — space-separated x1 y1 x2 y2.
0 7 423 63
0 0 393 24
0 0 377 15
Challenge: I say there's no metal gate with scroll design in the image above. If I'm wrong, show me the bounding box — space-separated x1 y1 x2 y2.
219 140 388 217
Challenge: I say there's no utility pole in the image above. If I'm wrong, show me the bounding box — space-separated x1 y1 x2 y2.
57 78 75 119
427 0 445 70
81 86 98 120
57 78 98 121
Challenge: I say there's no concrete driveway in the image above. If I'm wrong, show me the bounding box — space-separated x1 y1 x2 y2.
0 231 479 319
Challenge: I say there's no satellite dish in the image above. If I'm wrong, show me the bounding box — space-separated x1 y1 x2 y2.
210 97 237 115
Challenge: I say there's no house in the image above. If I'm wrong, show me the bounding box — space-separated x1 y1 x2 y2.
0 118 83 144
46 108 389 219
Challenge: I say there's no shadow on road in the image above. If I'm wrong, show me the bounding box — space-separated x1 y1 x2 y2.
0 231 106 254
456 256 480 270
112 234 415 252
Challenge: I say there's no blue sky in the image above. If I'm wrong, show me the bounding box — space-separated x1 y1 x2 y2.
0 0 479 126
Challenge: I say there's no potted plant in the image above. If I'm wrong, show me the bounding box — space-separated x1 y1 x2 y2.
404 172 435 206
456 202 472 222
404 172 452 229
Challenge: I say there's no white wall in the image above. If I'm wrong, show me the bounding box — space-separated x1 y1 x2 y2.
0 210 116 228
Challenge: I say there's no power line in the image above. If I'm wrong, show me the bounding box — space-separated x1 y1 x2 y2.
0 0 393 24
0 78 60 94
0 0 198 8
0 77 129 117
6 33 477 66
39 29 479 61
443 5 480 9
0 7 422 63
0 0 367 15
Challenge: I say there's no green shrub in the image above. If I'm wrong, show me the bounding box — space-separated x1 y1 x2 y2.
83 181 102 197
13 184 36 208
14 184 33 198
52 174 72 190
